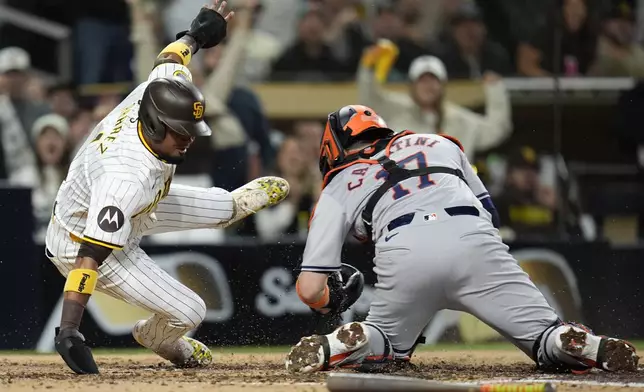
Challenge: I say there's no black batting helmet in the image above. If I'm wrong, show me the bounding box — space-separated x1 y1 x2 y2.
139 76 211 142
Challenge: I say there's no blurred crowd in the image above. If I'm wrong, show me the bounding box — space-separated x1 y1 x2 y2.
1 0 642 243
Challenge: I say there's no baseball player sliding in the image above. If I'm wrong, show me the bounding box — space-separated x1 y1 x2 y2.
47 0 289 374
286 105 638 374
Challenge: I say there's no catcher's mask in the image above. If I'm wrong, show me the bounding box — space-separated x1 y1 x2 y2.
319 105 392 177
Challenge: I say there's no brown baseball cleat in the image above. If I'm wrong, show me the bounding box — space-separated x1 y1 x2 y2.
557 325 639 372
286 322 369 373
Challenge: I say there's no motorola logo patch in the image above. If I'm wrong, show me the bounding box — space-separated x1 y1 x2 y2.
97 206 125 233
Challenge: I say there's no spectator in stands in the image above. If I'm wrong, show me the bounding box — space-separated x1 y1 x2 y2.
0 47 44 186
433 2 513 79
393 0 446 46
138 0 282 83
128 0 164 84
31 114 70 242
92 95 121 123
25 75 48 104
518 0 598 76
48 83 79 121
589 0 644 78
228 87 274 179
424 0 470 45
293 120 324 198
72 0 133 84
68 109 94 157
271 9 349 81
228 0 283 82
255 0 302 45
495 147 558 239
161 0 197 44
255 137 317 241
294 119 324 168
200 6 274 191
195 42 249 189
369 4 429 81
358 48 512 160
129 0 273 187
310 0 370 73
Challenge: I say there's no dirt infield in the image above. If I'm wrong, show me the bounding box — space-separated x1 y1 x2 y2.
1 350 643 392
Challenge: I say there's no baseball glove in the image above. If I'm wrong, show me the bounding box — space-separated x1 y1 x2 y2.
312 263 365 316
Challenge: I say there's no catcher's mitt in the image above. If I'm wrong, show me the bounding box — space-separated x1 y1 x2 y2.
312 263 364 316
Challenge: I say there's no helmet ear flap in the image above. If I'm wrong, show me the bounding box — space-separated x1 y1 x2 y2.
139 90 167 142
140 112 166 142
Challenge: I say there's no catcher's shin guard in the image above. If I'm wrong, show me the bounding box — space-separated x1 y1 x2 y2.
286 322 370 373
536 322 639 372
351 322 400 373
54 327 99 374
219 176 289 228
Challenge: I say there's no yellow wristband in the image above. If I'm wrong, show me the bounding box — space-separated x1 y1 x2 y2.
159 41 192 66
64 269 98 295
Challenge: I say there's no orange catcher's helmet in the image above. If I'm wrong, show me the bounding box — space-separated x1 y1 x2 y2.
319 105 392 176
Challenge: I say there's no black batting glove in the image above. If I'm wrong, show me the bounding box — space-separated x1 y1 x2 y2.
176 7 227 52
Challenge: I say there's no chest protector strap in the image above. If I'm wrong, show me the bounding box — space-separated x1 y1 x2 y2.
361 155 468 238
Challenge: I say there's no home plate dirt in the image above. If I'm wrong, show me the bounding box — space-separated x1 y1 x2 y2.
1 350 642 392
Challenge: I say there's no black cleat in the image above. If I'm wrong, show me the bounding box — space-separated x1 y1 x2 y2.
54 327 99 374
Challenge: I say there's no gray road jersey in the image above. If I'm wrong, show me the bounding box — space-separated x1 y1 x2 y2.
301 133 492 272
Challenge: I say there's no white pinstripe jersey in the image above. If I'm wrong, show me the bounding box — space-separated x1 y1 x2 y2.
51 63 194 250
301 133 492 272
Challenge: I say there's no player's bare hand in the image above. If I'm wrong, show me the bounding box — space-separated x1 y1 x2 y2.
205 0 234 22
337 7 358 26
482 71 501 84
